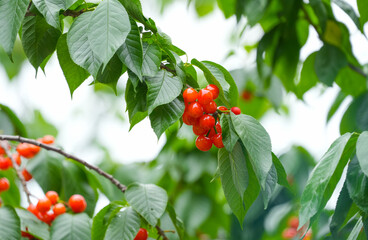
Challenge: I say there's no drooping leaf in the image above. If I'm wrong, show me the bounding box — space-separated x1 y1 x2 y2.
261 164 277 209
149 98 185 139
296 52 318 99
356 131 368 177
0 0 28 58
142 42 161 77
0 206 20 240
88 0 130 67
125 79 148 130
22 15 61 70
104 207 141 240
327 90 347 123
0 103 27 137
146 70 182 114
340 92 368 134
96 54 123 93
299 133 358 228
272 153 290 189
125 183 168 226
51 213 91 240
332 0 362 32
231 113 272 189
330 183 353 237
220 114 239 152
16 208 49 240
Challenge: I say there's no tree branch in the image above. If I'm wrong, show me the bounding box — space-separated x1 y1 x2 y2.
0 135 127 193
0 141 32 205
160 63 176 74
156 226 169 240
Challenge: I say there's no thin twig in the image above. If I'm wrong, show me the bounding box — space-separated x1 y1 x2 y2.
160 63 176 74
0 135 127 193
156 225 169 240
0 141 32 205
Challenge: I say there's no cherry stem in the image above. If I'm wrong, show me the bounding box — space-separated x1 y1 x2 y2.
156 226 169 240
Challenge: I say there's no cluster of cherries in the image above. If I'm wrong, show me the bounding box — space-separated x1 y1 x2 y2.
282 216 312 240
182 84 241 151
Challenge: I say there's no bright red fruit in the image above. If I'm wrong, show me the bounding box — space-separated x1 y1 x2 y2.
16 143 39 158
41 211 56 225
193 125 208 136
69 194 87 213
0 177 10 192
288 216 299 229
195 136 212 151
12 153 21 166
231 107 241 115
27 204 38 215
203 101 217 114
211 133 224 148
46 191 59 205
183 88 198 103
0 146 5 154
53 203 66 216
22 169 33 181
40 135 55 145
0 156 12 170
205 84 219 99
217 106 228 112
282 228 297 239
199 115 215 130
37 198 52 213
208 122 222 138
134 228 148 240
187 102 203 118
197 89 213 105
182 111 198 126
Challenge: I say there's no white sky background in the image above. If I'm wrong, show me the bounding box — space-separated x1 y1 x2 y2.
0 0 367 208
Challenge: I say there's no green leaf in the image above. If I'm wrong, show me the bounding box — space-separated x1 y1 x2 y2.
149 98 185 139
231 113 272 189
22 15 61 70
96 54 123 93
332 0 361 32
261 164 277 209
296 52 318 99
357 0 368 27
220 114 239 152
340 92 368 134
104 207 141 240
327 90 347 123
314 44 348 86
125 79 148 130
0 0 28 58
117 0 146 26
0 206 20 240
88 0 130 67
166 204 185 239
146 70 182 114
125 183 168 226
357 131 368 177
191 59 239 107
16 208 50 240
0 103 27 137
347 217 363 240
0 170 21 206
346 156 368 213
67 12 102 76
330 183 353 237
271 153 290 189
33 0 78 29
57 34 90 97
335 66 367 97
243 0 268 26
299 133 358 228
194 0 216 17
184 64 199 88
217 0 235 18
117 18 143 80
51 213 91 240
142 42 161 77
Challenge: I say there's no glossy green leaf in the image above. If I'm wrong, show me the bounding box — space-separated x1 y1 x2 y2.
96 54 123 93
184 64 199 88
217 0 235 18
271 153 290 189
220 114 239 152
356 131 368 177
22 15 61 70
357 0 368 27
296 52 318 99
327 90 347 123
146 70 182 114
332 0 361 32
125 79 148 130
104 207 141 240
117 0 146 26
149 98 185 139
231 113 272 189
125 183 168 226
314 44 347 86
340 92 368 134
0 206 20 240
261 164 277 209
57 34 90 97
16 208 49 240
88 0 130 67
67 11 102 76
117 18 143 81
0 0 28 58
330 183 353 237
347 217 363 240
299 133 357 228
51 213 91 240
142 42 161 77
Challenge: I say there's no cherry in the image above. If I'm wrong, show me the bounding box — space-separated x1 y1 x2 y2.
193 124 208 136
22 169 33 181
282 228 297 239
231 107 241 115
182 111 198 126
217 106 228 112
21 231 34 239
41 211 55 225
0 156 12 170
195 136 212 151
12 153 21 166
203 101 217 114
0 177 10 192
197 89 213 105
211 133 224 148
69 194 87 213
205 84 219 99
134 228 148 240
288 216 299 229
208 122 222 138
183 88 198 103
37 198 52 213
46 191 59 205
186 102 203 118
53 203 66 216
40 135 55 145
29 144 40 155
199 114 215 130
241 90 253 101
16 143 39 158
27 204 38 216
0 146 5 155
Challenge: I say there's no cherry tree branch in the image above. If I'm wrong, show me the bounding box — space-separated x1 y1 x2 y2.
156 226 170 240
0 140 32 205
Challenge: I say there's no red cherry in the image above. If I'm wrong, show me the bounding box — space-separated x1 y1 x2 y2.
0 156 12 170
21 231 34 239
22 169 33 181
195 136 212 151
193 125 208 136
12 153 21 166
53 203 66 216
197 89 213 105
208 122 222 138
211 133 224 148
203 101 217 114
182 111 198 126
217 106 228 112
46 191 59 205
0 147 5 155
40 135 55 145
40 211 55 225
241 90 253 101
183 88 198 103
16 143 38 158
199 115 215 130
187 102 203 118
27 204 38 216
282 228 297 239
288 216 299 229
231 107 241 115
134 228 148 240
68 194 87 213
37 198 52 213
205 84 219 99
0 177 10 192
